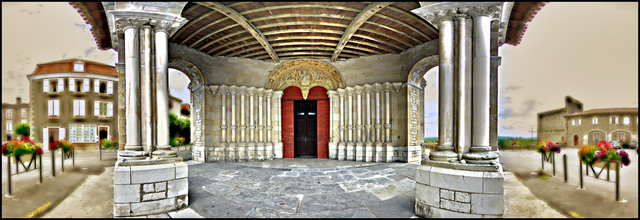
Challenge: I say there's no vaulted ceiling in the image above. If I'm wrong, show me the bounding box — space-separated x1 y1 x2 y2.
71 2 546 62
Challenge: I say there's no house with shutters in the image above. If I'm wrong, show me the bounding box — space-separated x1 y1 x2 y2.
26 59 119 150
2 97 30 142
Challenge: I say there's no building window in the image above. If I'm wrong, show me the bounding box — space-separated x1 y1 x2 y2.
592 117 598 125
573 119 581 126
43 79 49 93
74 62 85 72
73 100 86 116
6 120 11 132
94 101 113 117
69 124 97 143
21 109 27 118
623 117 629 125
21 119 27 123
6 109 11 118
99 82 107 93
618 132 625 141
594 133 600 142
48 100 60 117
610 117 618 125
83 78 90 92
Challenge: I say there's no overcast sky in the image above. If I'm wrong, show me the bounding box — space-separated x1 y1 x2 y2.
2 2 638 138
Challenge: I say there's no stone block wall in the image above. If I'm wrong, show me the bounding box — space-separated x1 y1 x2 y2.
415 165 504 218
114 162 188 217
537 110 567 144
566 113 638 146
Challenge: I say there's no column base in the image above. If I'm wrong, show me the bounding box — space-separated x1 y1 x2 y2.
256 143 265 161
124 145 143 151
385 142 394 163
337 142 346 160
151 150 178 158
374 142 384 162
462 151 499 164
346 142 355 161
274 142 283 159
237 143 246 162
118 150 149 159
215 144 227 162
246 143 256 161
429 150 458 161
364 142 374 162
156 145 172 151
265 142 274 160
355 142 365 161
227 143 237 162
329 142 338 159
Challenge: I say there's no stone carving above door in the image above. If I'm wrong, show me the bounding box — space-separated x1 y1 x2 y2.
266 59 345 99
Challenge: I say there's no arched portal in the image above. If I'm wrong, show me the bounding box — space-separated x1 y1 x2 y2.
574 135 579 146
406 55 439 150
281 86 329 158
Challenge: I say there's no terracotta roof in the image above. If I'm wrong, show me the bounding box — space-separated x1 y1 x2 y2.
32 59 117 77
505 2 547 46
564 108 638 117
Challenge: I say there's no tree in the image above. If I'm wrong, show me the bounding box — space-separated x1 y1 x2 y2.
14 122 30 138
169 112 191 146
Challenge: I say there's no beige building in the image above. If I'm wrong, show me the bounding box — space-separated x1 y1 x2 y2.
26 59 119 150
168 95 190 119
537 96 638 146
2 97 30 141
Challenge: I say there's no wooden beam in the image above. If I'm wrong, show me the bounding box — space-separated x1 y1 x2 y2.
196 2 279 62
331 2 392 62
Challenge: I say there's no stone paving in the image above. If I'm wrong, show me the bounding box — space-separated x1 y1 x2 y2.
186 159 421 218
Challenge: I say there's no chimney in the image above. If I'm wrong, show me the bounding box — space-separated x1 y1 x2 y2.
16 97 22 105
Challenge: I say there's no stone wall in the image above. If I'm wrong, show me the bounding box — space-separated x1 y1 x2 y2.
566 114 638 146
537 110 567 144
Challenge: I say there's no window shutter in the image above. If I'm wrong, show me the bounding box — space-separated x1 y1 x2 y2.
69 78 75 91
60 128 65 140
108 102 113 117
43 129 49 151
73 100 79 116
83 78 89 92
43 79 49 93
95 101 100 116
80 100 85 116
107 81 113 94
94 79 100 93
48 100 53 116
58 78 64 92
54 100 59 116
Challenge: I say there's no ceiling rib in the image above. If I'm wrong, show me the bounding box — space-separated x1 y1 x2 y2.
196 2 279 62
385 6 438 37
332 2 393 62
254 51 358 60
240 43 370 58
215 36 384 58
174 11 227 42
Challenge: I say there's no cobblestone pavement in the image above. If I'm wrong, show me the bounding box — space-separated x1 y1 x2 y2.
186 159 421 218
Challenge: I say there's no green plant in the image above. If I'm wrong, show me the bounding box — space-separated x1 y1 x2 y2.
14 122 31 138
2 138 42 157
52 138 74 153
578 141 631 167
100 138 117 149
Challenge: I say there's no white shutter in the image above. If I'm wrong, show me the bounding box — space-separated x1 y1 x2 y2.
95 101 100 116
43 129 49 151
60 128 65 140
69 78 75 91
48 100 53 116
43 79 49 93
80 100 85 116
58 78 64 92
108 102 113 117
83 78 90 92
54 100 59 116
94 79 100 93
107 81 113 94
73 100 79 116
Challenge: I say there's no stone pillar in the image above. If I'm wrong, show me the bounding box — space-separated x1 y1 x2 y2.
346 87 355 161
140 25 153 155
228 86 237 162
247 87 256 161
256 88 265 161
237 86 247 162
153 20 177 158
384 82 394 162
355 85 364 161
428 11 458 161
265 89 274 160
118 18 147 159
374 83 384 162
463 6 500 164
337 89 346 160
219 86 227 162
364 85 374 162
457 15 472 161
328 90 338 159
273 91 284 158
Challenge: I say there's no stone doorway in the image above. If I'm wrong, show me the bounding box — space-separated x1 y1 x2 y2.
294 100 318 158
574 135 579 146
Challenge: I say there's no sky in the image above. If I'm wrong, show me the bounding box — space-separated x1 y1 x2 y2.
2 2 638 138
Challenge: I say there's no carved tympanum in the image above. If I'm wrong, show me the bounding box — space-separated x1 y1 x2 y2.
266 59 345 99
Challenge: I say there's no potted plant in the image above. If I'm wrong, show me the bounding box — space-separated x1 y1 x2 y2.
2 137 43 164
537 141 561 154
99 137 118 149
51 138 73 153
578 140 630 169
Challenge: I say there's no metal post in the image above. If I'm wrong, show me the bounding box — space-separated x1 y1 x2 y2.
61 149 64 173
39 154 43 184
552 152 556 176
579 159 583 189
99 143 102 161
563 154 568 183
51 149 55 177
15 156 19 174
615 162 619 201
606 162 610 181
541 153 544 169
7 155 12 196
72 147 75 167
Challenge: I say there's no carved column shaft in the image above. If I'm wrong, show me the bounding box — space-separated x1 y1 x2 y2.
141 26 153 150
375 88 382 143
471 15 491 149
259 92 264 142
121 19 145 157
239 89 246 143
356 88 363 143
155 26 172 153
267 93 272 142
230 89 236 142
457 16 472 160
384 85 392 144
220 88 227 143
249 90 255 142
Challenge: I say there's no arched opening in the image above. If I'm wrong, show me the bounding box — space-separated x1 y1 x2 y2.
99 82 107 93
406 55 439 153
99 129 108 140
611 130 632 143
573 135 579 146
169 68 192 146
588 130 605 145
281 86 329 158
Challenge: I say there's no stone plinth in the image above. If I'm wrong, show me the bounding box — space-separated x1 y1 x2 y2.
114 160 189 217
415 160 504 218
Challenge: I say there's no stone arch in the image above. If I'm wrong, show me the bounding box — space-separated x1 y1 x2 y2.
167 59 206 154
609 129 632 142
586 129 607 144
406 55 439 148
265 59 345 99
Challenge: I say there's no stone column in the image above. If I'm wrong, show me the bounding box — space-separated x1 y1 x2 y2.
463 5 500 164
247 87 256 161
256 88 265 161
140 25 153 155
228 86 237 162
457 14 473 161
265 89 273 160
337 89 346 160
355 85 364 161
237 86 247 162
374 83 384 162
273 91 284 158
219 86 227 162
364 85 374 162
384 82 394 162
118 18 147 159
346 87 355 161
152 20 177 158
428 11 458 161
328 90 338 159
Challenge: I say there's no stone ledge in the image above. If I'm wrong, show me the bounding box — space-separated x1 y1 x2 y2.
421 159 500 172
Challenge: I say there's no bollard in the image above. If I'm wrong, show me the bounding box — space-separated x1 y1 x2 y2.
51 149 56 177
579 159 583 189
72 147 75 167
7 155 12 196
61 148 64 173
99 143 102 161
563 154 568 183
606 162 610 181
39 154 43 184
552 152 556 176
541 153 544 169
615 162 620 201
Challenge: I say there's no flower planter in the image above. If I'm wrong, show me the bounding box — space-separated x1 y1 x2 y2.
12 154 33 164
592 161 618 170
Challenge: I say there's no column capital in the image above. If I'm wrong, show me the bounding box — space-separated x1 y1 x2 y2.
265 89 273 97
256 88 265 97
383 82 393 92
273 90 284 99
373 83 384 91
149 19 181 34
228 85 237 95
354 85 364 94
327 90 338 97
392 82 404 92
209 85 219 95
116 18 142 32
247 86 256 95
237 86 247 95
364 84 373 93
337 88 346 96
346 87 355 96
465 4 502 20
218 85 227 94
